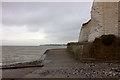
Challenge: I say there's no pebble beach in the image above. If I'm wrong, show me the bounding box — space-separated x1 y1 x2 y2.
2 49 120 78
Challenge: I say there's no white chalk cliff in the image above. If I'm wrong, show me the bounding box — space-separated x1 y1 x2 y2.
79 0 120 42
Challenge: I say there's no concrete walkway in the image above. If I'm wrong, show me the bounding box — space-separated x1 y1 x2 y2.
24 48 83 78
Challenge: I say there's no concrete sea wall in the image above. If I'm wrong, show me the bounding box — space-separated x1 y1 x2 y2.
67 35 120 62
67 42 92 58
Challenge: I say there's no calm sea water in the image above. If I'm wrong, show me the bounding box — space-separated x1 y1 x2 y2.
2 46 66 65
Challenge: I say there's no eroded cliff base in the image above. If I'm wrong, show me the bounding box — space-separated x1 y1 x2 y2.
67 35 120 62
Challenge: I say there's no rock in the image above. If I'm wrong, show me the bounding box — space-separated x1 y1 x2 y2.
67 75 69 77
114 69 120 72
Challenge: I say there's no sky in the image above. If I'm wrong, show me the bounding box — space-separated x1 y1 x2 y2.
2 2 93 46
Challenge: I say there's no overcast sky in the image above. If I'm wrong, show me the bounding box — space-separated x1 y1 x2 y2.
2 2 93 45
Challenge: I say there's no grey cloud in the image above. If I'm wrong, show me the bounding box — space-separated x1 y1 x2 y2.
2 2 93 44
2 2 92 26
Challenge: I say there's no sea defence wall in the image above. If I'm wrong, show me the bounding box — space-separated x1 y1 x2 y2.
67 35 120 62
67 42 92 58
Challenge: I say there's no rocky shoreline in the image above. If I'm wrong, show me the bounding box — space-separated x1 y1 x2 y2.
24 49 120 78
2 49 120 78
34 63 120 78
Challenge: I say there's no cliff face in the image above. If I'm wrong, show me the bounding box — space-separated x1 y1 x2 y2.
88 1 119 42
68 0 120 62
119 1 120 37
79 1 120 42
78 20 91 42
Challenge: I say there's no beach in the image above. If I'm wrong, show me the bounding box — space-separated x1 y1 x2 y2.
2 48 120 78
2 1 120 79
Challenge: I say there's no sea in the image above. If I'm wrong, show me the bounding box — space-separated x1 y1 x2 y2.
2 46 66 65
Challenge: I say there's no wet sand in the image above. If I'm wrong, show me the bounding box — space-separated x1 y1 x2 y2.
2 67 38 78
2 48 120 78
